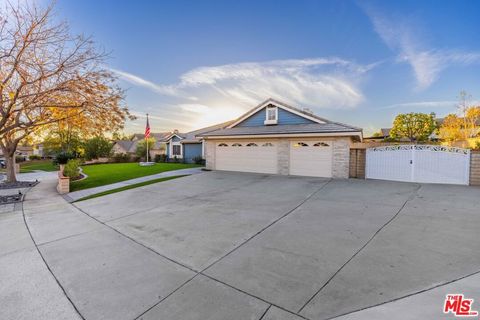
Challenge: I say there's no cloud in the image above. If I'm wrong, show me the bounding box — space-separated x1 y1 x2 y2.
380 100 457 110
114 57 378 131
110 68 179 96
363 6 480 90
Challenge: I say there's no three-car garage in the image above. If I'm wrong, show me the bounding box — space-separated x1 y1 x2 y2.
212 139 335 178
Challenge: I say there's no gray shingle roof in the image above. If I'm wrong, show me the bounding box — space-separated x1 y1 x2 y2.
200 123 361 137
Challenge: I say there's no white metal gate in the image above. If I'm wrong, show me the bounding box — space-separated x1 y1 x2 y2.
366 145 470 185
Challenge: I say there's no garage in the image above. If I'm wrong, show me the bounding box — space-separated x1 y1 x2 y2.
215 141 278 174
289 141 333 177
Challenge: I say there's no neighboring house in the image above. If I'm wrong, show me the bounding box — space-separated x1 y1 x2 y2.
198 98 362 178
165 122 232 163
112 132 170 156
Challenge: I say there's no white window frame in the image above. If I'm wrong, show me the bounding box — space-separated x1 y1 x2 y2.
264 106 278 125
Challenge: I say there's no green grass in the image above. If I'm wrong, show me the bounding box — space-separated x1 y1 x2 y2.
70 162 200 192
74 175 188 202
20 160 58 173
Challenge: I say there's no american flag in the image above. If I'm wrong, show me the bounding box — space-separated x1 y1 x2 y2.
145 114 150 139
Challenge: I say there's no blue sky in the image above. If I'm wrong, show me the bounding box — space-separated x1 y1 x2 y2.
56 0 480 135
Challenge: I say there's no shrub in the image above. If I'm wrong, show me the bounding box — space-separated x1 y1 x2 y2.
84 136 113 160
54 151 75 165
15 155 27 163
29 155 41 160
111 153 131 163
475 141 480 150
154 154 167 163
63 159 81 179
192 156 205 165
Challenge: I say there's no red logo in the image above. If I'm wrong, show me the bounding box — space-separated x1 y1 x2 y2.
444 294 478 317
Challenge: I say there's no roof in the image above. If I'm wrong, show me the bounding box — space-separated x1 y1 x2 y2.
180 121 234 143
200 123 361 137
113 140 135 152
380 128 391 137
132 132 171 142
201 98 362 138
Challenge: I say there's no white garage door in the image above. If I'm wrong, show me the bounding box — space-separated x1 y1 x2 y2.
289 141 333 177
215 141 278 174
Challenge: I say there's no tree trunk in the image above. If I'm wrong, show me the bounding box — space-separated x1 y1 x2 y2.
5 153 17 183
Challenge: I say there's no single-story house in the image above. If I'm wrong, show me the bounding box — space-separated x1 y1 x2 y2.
198 98 363 178
112 132 171 157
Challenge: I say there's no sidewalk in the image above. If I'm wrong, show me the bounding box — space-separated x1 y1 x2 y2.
64 167 204 202
0 177 82 320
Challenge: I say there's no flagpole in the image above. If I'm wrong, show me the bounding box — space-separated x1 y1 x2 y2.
146 113 149 163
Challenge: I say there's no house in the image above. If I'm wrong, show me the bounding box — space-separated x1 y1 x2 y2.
165 122 232 163
112 132 171 156
198 98 362 178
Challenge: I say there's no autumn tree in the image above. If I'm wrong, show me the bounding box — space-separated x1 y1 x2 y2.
0 2 132 182
390 112 436 142
438 114 463 142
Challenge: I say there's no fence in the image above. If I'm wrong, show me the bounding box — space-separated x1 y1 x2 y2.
350 145 480 186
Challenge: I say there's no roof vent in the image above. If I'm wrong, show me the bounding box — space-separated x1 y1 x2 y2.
302 108 313 115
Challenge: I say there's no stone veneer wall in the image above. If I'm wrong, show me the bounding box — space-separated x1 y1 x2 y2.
349 148 366 179
470 150 480 186
331 138 350 178
277 140 290 175
204 140 216 170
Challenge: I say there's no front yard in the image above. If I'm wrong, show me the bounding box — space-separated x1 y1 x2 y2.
70 162 201 191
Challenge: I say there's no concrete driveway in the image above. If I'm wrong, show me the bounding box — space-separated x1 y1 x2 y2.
3 172 480 320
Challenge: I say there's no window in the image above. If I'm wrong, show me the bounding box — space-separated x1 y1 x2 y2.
246 143 258 147
264 106 278 125
313 142 329 147
293 142 309 147
262 142 274 147
232 143 242 147
173 145 181 155
218 143 228 147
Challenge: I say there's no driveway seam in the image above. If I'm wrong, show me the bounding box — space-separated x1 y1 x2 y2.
201 179 332 273
200 273 311 320
21 190 86 320
297 184 422 314
326 268 480 320
258 305 272 320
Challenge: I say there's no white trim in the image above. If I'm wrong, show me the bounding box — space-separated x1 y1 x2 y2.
203 131 362 139
166 133 184 141
169 141 183 158
227 99 326 128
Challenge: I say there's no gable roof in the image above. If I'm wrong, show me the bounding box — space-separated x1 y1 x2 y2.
180 121 234 143
113 140 135 152
200 98 362 139
132 132 171 142
228 98 329 128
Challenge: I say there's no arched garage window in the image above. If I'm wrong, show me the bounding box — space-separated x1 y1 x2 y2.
246 143 258 147
313 142 329 147
262 142 274 147
218 143 228 147
232 143 242 147
293 142 308 147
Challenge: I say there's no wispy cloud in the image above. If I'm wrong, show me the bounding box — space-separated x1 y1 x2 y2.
110 68 179 96
363 6 480 90
380 100 457 110
113 57 379 131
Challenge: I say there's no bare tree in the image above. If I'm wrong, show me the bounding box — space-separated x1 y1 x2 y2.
0 2 132 182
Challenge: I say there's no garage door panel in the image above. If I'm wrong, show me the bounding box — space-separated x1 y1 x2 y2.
216 142 278 174
289 141 332 178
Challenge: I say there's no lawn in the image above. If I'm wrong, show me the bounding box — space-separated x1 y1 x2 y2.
20 160 58 173
74 175 188 201
70 162 200 191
